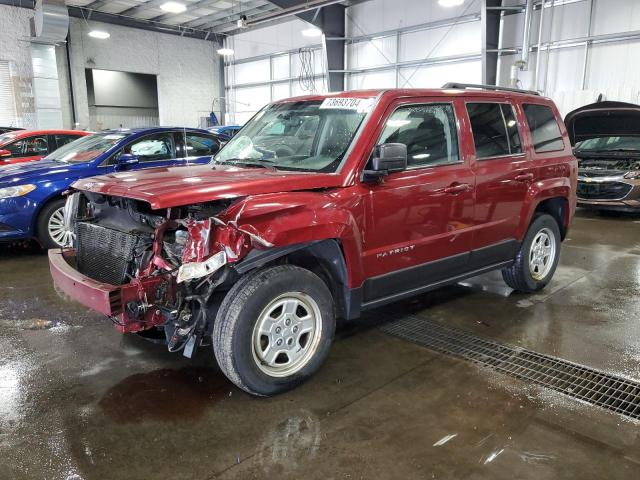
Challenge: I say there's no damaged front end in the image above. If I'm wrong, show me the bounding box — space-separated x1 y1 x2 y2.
52 191 268 357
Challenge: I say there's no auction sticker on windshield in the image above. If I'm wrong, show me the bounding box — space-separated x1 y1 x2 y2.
320 97 374 112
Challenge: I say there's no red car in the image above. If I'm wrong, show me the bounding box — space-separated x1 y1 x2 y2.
50 85 577 396
0 129 90 165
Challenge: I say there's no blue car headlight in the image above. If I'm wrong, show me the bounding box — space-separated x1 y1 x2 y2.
0 184 36 199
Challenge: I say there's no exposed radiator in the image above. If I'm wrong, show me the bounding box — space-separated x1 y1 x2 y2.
76 222 143 285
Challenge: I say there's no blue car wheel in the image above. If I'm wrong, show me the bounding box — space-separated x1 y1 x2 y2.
36 198 70 249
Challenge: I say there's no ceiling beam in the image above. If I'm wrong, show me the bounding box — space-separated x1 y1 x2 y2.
118 0 174 17
66 6 224 42
149 0 225 23
207 5 285 32
183 0 272 27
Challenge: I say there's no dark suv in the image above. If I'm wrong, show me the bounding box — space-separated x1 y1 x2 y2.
50 85 577 396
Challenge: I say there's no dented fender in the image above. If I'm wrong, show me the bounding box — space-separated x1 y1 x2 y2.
181 191 367 288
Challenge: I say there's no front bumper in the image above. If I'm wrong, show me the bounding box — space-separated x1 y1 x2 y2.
49 249 175 332
0 197 36 241
49 249 122 315
577 176 640 211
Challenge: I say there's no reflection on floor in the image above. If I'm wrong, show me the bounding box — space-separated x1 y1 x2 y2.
1 209 639 479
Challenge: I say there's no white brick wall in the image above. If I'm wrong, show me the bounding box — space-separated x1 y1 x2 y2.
68 18 222 129
0 5 36 128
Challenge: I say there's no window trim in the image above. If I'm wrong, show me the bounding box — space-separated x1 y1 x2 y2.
370 100 464 172
522 102 566 154
464 100 525 161
181 131 220 158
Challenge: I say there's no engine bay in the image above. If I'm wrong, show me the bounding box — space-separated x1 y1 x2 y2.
66 191 239 356
577 157 640 173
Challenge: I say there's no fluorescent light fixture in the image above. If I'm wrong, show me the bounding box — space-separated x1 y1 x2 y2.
217 48 235 56
88 30 110 39
302 27 322 37
438 0 464 7
160 1 187 13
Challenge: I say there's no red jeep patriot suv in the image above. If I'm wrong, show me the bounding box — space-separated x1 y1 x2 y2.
50 84 577 396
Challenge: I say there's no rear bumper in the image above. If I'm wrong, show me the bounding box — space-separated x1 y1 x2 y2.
48 249 122 315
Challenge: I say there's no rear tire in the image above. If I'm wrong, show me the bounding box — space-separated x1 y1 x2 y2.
213 265 335 396
502 213 561 293
36 199 71 249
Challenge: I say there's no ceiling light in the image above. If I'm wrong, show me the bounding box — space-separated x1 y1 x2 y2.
217 48 235 56
88 30 110 39
160 2 187 13
302 27 322 37
438 0 464 7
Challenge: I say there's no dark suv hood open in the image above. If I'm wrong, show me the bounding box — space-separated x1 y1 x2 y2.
564 101 640 146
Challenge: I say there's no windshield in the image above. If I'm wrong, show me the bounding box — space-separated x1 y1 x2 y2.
575 136 640 152
45 132 130 163
214 98 373 172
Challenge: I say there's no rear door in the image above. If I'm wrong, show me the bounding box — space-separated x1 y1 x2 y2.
466 99 534 266
359 98 475 305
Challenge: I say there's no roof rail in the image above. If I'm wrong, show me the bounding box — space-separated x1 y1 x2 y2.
442 82 540 96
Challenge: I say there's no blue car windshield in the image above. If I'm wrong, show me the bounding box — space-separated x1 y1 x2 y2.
45 132 131 163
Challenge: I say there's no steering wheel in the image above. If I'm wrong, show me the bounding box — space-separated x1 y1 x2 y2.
274 145 295 158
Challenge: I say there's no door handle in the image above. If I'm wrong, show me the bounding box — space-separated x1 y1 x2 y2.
443 183 472 194
514 173 534 182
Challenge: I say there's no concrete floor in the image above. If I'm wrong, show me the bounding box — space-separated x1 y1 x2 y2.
1 210 639 480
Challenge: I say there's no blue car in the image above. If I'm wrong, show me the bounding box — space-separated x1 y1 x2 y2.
0 127 221 248
207 125 241 142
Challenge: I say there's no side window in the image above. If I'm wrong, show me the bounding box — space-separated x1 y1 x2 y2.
523 104 564 153
466 103 522 158
184 133 219 156
3 139 25 157
126 133 175 162
54 134 80 150
4 136 48 157
377 103 460 168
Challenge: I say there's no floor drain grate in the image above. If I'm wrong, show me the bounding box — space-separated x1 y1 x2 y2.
381 316 640 420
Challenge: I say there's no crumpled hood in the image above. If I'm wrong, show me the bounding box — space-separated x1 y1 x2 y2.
564 101 640 145
0 160 87 187
72 164 344 209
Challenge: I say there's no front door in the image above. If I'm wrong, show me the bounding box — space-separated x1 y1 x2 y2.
360 99 475 305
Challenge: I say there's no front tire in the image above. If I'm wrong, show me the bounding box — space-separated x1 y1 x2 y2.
37 199 72 249
502 213 561 293
213 265 335 396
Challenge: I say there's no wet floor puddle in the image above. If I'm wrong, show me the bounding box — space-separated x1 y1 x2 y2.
98 366 234 423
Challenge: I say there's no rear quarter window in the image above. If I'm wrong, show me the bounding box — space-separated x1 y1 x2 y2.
523 104 564 153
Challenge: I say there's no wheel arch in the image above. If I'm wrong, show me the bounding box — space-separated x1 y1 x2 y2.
519 177 572 241
232 239 357 320
533 197 569 240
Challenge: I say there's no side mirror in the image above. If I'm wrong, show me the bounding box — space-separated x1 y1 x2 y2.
117 153 139 167
0 149 11 158
364 143 407 180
